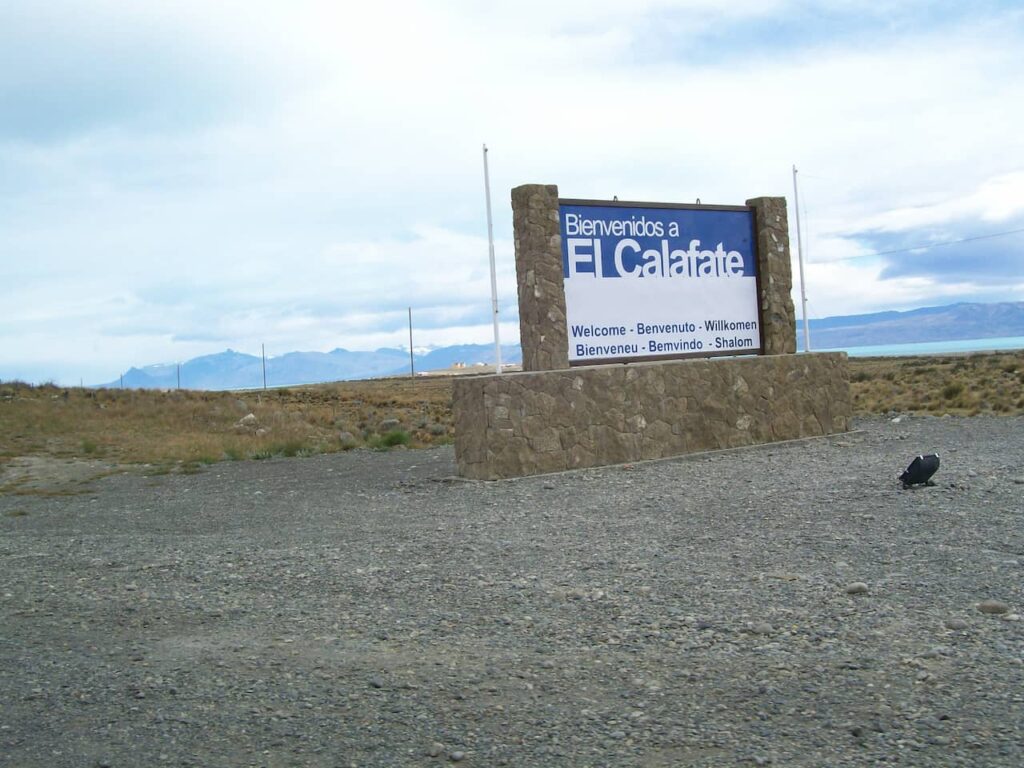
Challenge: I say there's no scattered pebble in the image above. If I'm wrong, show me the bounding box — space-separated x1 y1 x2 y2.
978 599 1010 615
845 582 869 595
945 618 969 631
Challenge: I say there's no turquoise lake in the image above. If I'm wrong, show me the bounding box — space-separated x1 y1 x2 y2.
797 336 1024 357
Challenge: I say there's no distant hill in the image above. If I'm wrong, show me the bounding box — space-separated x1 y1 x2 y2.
104 344 523 391
798 301 1024 350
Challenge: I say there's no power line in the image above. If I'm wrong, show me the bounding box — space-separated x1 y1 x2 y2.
821 226 1024 263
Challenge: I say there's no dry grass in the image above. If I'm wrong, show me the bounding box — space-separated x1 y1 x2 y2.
848 349 1024 416
0 377 453 471
1 349 1021 472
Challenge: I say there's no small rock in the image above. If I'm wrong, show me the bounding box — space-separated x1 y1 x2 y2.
750 622 774 635
449 750 466 762
609 730 626 740
945 618 969 631
845 582 869 595
978 599 1009 615
369 677 385 689
426 742 444 757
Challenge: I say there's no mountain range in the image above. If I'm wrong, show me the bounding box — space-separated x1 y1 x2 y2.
103 301 1024 390
106 344 524 390
797 301 1024 350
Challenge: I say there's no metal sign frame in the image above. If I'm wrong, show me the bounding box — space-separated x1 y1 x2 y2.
559 197 766 367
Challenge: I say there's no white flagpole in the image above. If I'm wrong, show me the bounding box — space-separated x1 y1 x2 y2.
792 164 811 352
483 144 503 374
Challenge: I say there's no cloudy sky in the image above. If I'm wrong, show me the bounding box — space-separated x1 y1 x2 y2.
2 0 1022 385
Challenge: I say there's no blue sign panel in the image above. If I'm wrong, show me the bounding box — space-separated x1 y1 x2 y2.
560 204 756 280
559 201 761 364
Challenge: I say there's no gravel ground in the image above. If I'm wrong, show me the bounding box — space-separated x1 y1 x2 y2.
1 415 1022 767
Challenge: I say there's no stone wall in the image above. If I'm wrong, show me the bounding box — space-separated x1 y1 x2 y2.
453 352 851 480
511 184 569 372
747 196 797 355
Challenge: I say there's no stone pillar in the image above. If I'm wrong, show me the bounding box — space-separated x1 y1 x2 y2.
511 184 569 371
746 196 797 355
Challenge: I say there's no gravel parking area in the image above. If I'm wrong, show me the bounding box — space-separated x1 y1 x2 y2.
2 415 1022 767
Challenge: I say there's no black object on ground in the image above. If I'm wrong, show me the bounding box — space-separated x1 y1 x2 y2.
899 452 940 488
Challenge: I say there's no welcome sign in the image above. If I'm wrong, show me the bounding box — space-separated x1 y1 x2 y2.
559 199 762 364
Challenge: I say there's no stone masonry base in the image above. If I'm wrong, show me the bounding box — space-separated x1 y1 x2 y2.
453 353 851 480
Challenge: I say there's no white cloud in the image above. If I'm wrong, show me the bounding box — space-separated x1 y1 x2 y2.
849 172 1024 234
802 258 1024 319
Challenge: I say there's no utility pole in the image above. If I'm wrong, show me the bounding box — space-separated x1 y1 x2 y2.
408 307 415 379
483 144 503 374
176 363 181 390
792 165 811 352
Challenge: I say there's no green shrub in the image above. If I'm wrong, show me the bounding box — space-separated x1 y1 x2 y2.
941 382 964 400
381 429 410 447
367 429 411 450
